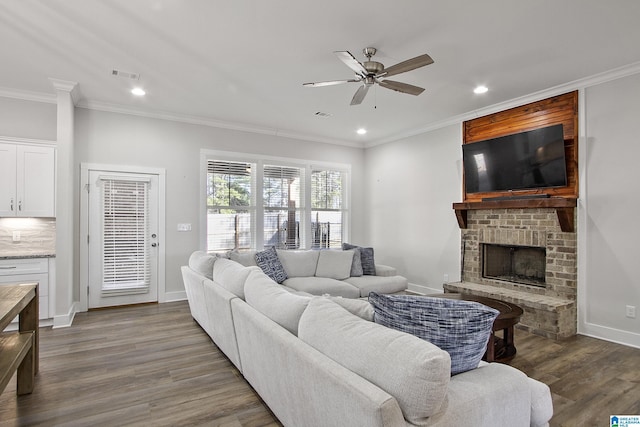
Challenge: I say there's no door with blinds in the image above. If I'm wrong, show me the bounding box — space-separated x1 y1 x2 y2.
88 170 159 308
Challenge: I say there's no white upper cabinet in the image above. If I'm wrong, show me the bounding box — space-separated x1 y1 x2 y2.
0 142 55 217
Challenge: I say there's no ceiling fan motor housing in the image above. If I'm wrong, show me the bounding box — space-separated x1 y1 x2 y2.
363 61 384 75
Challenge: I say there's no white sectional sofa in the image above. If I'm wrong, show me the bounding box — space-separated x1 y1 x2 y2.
228 248 408 297
181 251 553 427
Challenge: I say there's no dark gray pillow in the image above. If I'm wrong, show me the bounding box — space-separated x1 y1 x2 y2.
348 248 363 277
255 246 288 284
342 243 376 275
368 292 499 375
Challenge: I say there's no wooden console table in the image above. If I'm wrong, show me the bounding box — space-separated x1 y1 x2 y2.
0 283 38 395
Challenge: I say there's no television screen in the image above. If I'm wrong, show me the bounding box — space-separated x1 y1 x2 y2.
463 124 567 194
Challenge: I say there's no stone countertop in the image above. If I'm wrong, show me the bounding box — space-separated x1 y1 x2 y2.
0 253 56 260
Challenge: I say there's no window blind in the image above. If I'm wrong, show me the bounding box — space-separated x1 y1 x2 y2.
101 177 150 295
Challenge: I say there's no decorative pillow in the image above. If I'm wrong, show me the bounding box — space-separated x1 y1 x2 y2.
368 292 499 375
342 243 376 275
315 250 354 280
188 251 216 280
255 246 288 284
348 247 363 277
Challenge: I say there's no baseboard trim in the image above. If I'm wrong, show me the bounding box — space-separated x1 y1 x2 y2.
579 321 640 349
407 283 443 295
163 290 187 303
53 301 79 329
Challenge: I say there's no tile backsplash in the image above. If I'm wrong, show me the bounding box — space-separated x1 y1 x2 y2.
0 217 56 256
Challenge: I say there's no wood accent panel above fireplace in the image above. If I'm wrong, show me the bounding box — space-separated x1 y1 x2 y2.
462 91 579 203
454 91 579 232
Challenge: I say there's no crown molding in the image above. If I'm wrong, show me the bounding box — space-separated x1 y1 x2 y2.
365 60 640 148
77 99 363 148
0 86 56 104
49 78 79 105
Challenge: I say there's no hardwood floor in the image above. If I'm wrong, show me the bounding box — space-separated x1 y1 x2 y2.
1 301 638 426
510 327 640 426
0 302 281 426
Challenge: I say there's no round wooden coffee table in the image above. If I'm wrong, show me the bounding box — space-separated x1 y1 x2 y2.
428 293 523 363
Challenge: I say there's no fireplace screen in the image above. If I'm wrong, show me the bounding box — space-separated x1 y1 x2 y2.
482 244 546 287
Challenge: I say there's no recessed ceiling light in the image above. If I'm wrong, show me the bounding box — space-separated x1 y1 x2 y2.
474 85 488 94
131 87 146 96
357 128 367 135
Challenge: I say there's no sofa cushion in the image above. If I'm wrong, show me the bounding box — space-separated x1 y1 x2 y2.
255 246 288 284
188 251 216 280
368 293 499 375
315 250 354 280
276 249 319 277
328 296 374 321
283 277 360 298
344 275 408 297
212 258 260 300
228 249 258 266
298 297 450 424
348 247 364 277
244 270 311 335
342 243 376 275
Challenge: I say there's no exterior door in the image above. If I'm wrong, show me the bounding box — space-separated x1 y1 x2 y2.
88 170 159 308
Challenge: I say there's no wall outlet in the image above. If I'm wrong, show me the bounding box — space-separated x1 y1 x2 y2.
443 273 449 284
177 223 192 232
626 305 636 319
12 231 21 242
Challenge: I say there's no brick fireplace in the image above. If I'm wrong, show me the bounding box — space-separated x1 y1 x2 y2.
445 206 577 340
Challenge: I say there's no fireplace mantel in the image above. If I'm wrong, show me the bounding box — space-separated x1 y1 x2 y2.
453 197 577 232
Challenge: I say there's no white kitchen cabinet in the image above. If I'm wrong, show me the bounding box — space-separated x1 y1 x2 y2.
0 142 56 217
0 257 51 319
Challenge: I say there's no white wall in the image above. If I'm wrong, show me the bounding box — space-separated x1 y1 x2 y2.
581 73 640 347
364 124 462 293
74 108 366 298
0 97 56 141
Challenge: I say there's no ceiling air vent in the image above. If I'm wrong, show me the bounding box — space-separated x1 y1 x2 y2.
111 69 140 80
314 111 332 118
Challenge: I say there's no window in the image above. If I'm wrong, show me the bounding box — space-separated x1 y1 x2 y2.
206 160 255 251
311 169 344 249
101 177 150 294
263 165 304 249
204 153 348 252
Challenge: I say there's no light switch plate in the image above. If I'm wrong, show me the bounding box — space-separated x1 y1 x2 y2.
177 223 192 232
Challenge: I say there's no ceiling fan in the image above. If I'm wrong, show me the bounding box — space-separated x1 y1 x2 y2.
303 47 434 106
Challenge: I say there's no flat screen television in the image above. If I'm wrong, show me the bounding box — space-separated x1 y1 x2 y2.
462 124 567 194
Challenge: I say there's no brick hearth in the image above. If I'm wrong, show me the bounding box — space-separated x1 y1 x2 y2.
445 207 577 340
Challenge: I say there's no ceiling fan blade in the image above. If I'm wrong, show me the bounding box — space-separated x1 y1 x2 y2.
303 79 359 87
378 54 434 78
334 51 367 76
350 84 370 105
379 79 425 96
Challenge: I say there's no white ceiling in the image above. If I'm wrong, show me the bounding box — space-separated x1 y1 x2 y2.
2 0 640 147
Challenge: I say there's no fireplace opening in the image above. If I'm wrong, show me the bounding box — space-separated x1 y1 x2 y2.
482 244 546 287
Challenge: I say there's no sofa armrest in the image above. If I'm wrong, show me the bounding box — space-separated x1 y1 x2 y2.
375 264 397 277
427 362 550 426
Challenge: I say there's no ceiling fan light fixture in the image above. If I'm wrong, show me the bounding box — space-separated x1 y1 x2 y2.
474 85 488 94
